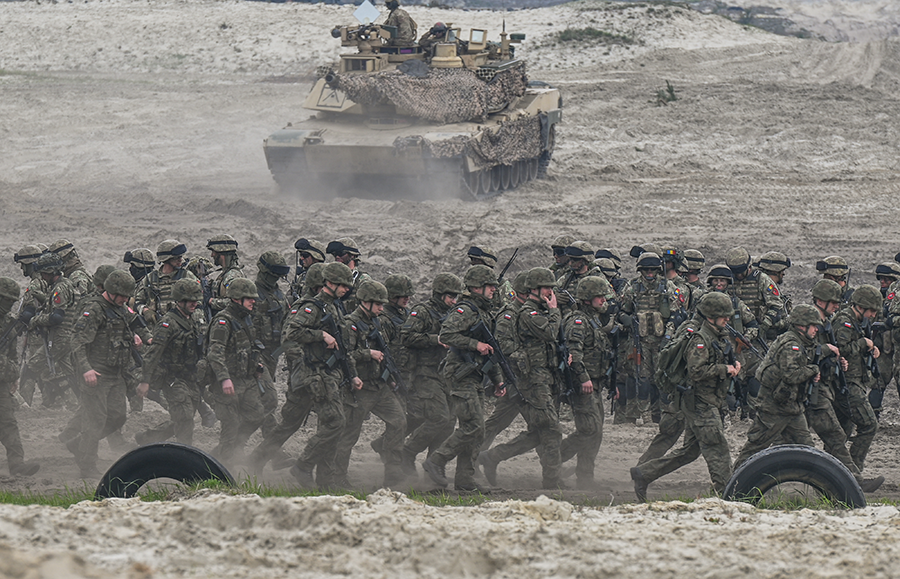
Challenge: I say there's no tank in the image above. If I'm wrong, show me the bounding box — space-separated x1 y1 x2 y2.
263 18 562 200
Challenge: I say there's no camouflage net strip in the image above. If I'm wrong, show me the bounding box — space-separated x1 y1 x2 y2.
330 62 528 124
394 114 545 169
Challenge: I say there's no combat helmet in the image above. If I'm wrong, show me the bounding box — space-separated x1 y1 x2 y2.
49 239 77 259
551 235 576 257
635 252 662 271
512 271 528 297
384 274 414 299
304 262 327 291
357 280 389 304
725 247 752 275
789 304 821 327
812 279 843 303
157 239 188 262
34 252 65 274
706 263 734 286
875 262 900 281
294 238 327 263
227 278 259 300
565 241 594 262
0 278 20 302
595 258 618 279
13 245 43 265
630 243 662 260
697 292 734 318
207 234 239 254
323 262 354 286
575 276 614 301
432 273 464 296
595 248 622 269
524 267 556 290
851 285 882 311
326 238 361 259
104 270 136 297
93 265 116 288
816 256 849 279
756 251 791 273
679 249 705 274
124 248 155 269
257 251 291 276
658 244 682 268
467 245 497 269
172 279 203 302
463 265 499 288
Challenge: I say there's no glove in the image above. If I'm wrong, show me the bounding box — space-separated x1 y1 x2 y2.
48 308 66 326
618 313 633 326
18 304 36 324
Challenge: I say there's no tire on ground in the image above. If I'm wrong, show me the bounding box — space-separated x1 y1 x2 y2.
723 444 866 508
95 442 235 499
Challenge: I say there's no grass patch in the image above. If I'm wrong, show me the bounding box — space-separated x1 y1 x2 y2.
554 27 635 45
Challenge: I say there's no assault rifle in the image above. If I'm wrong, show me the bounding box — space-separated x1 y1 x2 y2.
0 309 33 353
724 324 765 360
497 248 518 283
468 319 518 396
629 313 644 399
557 323 577 407
321 311 354 388
805 344 823 407
196 260 214 324
367 317 407 397
822 320 850 396
864 320 886 381
606 325 620 415
714 341 739 411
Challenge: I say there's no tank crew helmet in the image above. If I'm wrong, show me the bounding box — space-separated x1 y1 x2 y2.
876 262 900 282
551 235 576 258
357 281 389 304
851 285 883 311
257 251 291 277
0 277 21 303
595 258 618 279
524 267 557 291
636 252 662 271
706 263 734 286
104 270 136 297
227 278 259 300
157 239 188 263
565 241 594 264
697 291 734 319
384 274 414 299
304 262 327 292
630 243 662 260
755 251 791 273
679 249 706 274
13 245 43 266
430 22 448 35
386 0 400 10
576 276 615 301
206 234 239 254
323 262 354 287
789 304 821 327
172 278 203 302
812 279 843 304
511 271 528 298
595 248 622 270
93 265 116 289
725 247 752 275
50 239 77 259
34 252 65 275
467 245 498 269
463 265 499 289
815 256 849 280
432 273 464 298
327 238 361 261
294 238 326 263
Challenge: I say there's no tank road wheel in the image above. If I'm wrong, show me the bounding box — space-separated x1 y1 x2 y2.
490 165 502 192
477 170 492 198
464 170 481 199
527 157 539 181
538 125 556 178
509 161 522 189
500 164 512 190
723 445 866 509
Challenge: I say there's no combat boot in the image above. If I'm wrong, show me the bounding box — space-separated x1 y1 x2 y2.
290 464 315 487
9 462 40 477
400 449 417 476
422 457 448 487
455 481 492 494
858 476 885 493
631 466 648 502
477 451 499 487
199 401 217 428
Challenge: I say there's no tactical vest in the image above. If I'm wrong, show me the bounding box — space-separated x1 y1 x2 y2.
145 268 190 313
402 300 449 370
733 271 765 322
632 279 672 318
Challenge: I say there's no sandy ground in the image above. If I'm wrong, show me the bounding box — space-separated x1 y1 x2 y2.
2 0 900 576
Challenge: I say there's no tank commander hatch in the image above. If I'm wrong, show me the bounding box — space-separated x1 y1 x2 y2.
383 0 417 47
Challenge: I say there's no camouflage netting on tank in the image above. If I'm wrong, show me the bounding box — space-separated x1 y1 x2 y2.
329 62 528 124
394 114 545 168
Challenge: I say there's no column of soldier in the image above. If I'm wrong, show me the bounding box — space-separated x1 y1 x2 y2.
0 234 894 498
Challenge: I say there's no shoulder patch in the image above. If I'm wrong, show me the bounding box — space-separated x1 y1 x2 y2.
304 307 313 313
889 293 896 301
530 311 538 316
351 324 357 331
687 327 694 333
766 283 780 296
410 311 417 316
291 309 298 315
457 308 465 314
82 311 90 317
54 292 62 305
503 314 512 320
161 322 170 328
218 319 228 325
844 322 853 328
696 343 705 349
574 319 583 325
791 345 800 351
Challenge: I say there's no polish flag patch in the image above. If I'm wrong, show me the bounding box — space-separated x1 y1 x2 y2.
503 314 512 320
304 307 312 313
687 328 694 333
457 308 465 313
530 311 538 315
351 325 357 331
82 311 90 317
218 319 227 325
410 311 417 316
696 344 705 349
791 345 800 351
161 322 169 328
290 309 298 315
575 319 583 325
844 322 853 328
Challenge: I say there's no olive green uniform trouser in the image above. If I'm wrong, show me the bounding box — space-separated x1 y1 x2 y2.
805 383 864 477
480 388 523 452
430 382 486 488
0 385 30 473
638 395 732 494
334 385 406 487
139 378 204 445
403 374 454 462
75 372 128 469
733 411 814 471
294 368 346 485
209 377 265 464
833 381 878 471
559 386 604 486
638 397 684 465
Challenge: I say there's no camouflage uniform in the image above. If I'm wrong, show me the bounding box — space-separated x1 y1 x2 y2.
18 274 49 407
480 295 525 452
133 268 197 325
734 323 818 470
206 295 266 464
383 3 417 46
51 239 93 299
425 287 503 489
29 273 79 401
207 234 245 313
252 253 291 440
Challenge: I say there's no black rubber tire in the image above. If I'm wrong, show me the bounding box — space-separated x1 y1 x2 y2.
723 444 866 508
95 442 235 499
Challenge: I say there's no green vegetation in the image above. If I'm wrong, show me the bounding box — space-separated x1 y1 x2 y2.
553 27 634 45
655 80 678 105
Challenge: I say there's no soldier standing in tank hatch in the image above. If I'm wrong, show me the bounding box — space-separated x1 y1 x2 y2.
382 0 417 46
422 265 506 493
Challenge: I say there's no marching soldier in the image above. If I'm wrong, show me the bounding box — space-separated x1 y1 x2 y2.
207 234 245 313
50 239 92 299
133 239 196 325
327 238 371 313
